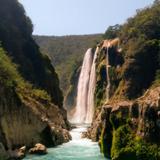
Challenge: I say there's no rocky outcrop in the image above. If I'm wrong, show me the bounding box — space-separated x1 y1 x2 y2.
29 143 47 155
0 75 71 159
7 146 26 160
87 87 160 159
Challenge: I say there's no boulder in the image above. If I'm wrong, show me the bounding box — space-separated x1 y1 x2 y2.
29 143 47 155
8 146 26 160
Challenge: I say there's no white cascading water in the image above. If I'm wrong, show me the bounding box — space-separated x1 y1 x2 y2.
106 42 111 102
85 47 99 123
24 48 107 160
73 48 93 123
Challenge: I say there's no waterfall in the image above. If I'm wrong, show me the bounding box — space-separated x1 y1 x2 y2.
73 48 93 123
85 47 99 123
71 47 99 124
106 44 111 102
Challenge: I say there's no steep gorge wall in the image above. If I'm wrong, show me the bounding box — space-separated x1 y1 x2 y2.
86 2 160 159
0 0 70 159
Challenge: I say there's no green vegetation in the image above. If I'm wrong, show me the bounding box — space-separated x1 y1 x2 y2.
0 0 63 107
97 1 160 159
103 24 121 39
0 46 51 103
100 108 160 160
95 46 124 106
95 0 160 105
111 124 160 160
34 34 102 96
0 47 20 88
116 0 160 99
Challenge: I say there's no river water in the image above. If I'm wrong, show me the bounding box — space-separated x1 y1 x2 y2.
24 124 107 160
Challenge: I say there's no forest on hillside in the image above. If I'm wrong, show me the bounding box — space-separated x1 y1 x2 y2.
34 34 102 94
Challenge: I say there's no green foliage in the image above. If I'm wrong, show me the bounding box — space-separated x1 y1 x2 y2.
95 63 106 107
0 0 63 107
98 2 160 160
103 24 121 39
0 46 52 104
0 47 22 88
110 124 160 160
32 89 51 102
34 34 102 95
111 125 134 159
101 1 160 100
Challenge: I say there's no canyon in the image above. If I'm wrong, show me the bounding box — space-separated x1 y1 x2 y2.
0 0 160 160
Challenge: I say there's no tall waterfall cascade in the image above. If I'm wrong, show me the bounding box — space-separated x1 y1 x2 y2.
72 48 93 123
72 47 99 124
85 47 99 123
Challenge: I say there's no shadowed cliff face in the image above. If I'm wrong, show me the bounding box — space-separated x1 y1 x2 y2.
64 65 81 114
0 0 63 107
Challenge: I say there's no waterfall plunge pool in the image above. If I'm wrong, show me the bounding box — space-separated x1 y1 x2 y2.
23 124 108 160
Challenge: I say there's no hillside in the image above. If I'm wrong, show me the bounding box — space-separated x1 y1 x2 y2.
86 1 160 159
34 34 102 94
0 0 63 107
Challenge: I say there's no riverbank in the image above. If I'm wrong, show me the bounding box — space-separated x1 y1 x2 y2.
24 124 107 160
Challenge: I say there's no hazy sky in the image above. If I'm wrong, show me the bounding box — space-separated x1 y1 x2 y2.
19 0 154 36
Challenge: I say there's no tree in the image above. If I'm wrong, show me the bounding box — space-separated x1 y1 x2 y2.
103 24 121 39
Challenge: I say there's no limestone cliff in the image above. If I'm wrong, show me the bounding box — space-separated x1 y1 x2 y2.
86 2 160 159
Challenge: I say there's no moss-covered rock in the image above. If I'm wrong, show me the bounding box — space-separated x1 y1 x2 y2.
88 87 160 159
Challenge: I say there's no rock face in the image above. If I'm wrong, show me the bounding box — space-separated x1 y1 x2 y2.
29 143 47 155
0 1 71 159
87 87 160 159
64 65 81 119
0 84 71 155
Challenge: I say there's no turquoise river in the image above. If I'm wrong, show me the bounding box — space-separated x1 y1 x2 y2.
24 124 108 160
